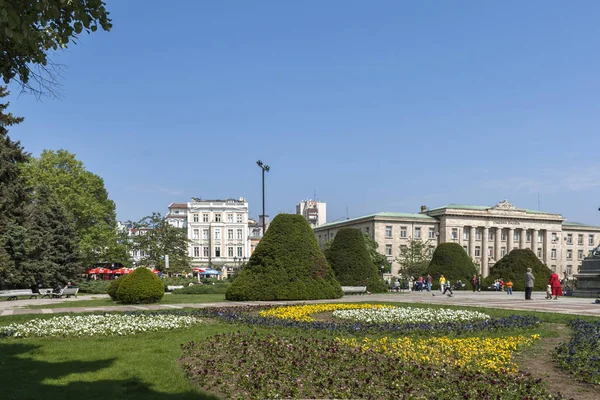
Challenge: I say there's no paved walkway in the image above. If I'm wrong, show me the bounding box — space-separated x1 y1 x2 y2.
1 290 599 317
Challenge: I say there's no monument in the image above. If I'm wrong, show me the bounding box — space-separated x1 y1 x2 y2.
572 245 600 299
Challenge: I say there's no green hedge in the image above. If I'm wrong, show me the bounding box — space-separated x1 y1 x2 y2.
484 249 551 291
115 268 165 304
107 276 126 300
77 280 111 294
326 228 387 293
427 243 478 284
172 282 230 294
226 214 343 301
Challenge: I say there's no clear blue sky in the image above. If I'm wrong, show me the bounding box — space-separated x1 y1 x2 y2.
7 1 600 225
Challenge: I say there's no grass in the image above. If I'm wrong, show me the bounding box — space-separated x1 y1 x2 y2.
25 294 228 309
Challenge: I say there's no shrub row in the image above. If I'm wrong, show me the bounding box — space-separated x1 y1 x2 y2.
172 282 230 295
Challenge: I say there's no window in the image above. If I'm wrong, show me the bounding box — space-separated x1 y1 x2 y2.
237 229 243 240
428 247 434 256
538 232 543 243
214 228 221 240
415 227 421 238
385 244 392 256
488 231 494 241
202 213 209 222
429 227 435 239
193 214 199 222
551 233 557 242
578 250 584 259
567 234 573 245
526 231 531 242
475 229 481 240
462 245 468 253
475 246 481 257
385 226 392 238
193 247 199 257
501 247 506 257
202 229 209 240
488 247 493 257
551 248 557 259
513 231 519 242
567 265 572 275
236 214 243 223
400 227 407 238
227 229 234 239
237 247 243 257
567 249 572 260
193 229 199 239
215 213 222 222
203 246 209 257
227 214 233 223
501 231 507 241
589 234 595 246
366 227 370 234
537 248 542 258
451 228 458 240
578 234 584 245
228 247 234 257
463 230 469 240
215 246 221 257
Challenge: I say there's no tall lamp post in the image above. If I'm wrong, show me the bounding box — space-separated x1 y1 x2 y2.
256 160 270 235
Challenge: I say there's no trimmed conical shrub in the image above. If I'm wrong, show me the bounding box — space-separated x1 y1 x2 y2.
427 243 478 284
325 228 388 293
116 267 164 304
226 214 343 301
483 249 551 291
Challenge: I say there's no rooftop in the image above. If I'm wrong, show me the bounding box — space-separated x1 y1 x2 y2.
425 202 561 216
316 212 436 229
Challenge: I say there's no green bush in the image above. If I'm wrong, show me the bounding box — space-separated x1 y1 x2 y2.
173 282 230 294
116 268 165 304
226 214 343 301
107 276 126 300
427 243 478 285
325 228 387 293
77 280 111 294
484 249 551 291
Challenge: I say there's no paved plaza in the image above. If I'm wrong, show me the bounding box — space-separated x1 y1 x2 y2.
0 290 599 317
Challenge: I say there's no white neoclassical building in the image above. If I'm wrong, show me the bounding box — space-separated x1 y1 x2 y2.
313 200 600 278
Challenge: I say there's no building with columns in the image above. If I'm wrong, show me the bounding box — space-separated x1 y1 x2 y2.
313 200 600 278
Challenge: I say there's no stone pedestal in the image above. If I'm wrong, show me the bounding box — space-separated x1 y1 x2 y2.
572 257 600 298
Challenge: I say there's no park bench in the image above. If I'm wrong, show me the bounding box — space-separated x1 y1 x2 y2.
341 286 368 295
37 288 54 298
52 287 79 299
0 289 40 301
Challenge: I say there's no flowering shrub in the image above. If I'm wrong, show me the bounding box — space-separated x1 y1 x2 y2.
0 313 200 338
554 319 600 384
336 335 539 373
180 331 563 400
332 306 490 324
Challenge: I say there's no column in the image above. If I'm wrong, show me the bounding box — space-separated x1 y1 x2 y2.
494 227 501 260
482 227 489 277
520 228 527 249
543 230 550 264
469 226 476 258
531 229 538 252
507 228 514 253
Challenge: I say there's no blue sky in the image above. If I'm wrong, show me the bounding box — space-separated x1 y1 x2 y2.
7 1 600 225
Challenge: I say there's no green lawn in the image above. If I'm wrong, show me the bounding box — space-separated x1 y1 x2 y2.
25 294 228 309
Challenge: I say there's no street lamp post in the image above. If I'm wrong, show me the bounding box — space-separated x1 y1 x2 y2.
256 160 270 236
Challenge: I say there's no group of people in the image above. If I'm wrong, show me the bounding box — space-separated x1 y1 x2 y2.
524 269 563 300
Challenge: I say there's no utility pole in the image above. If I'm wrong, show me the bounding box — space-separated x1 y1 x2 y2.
256 160 270 235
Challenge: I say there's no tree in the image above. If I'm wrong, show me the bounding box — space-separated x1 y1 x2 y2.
325 228 388 293
0 86 30 288
396 237 434 278
484 249 551 291
1 0 112 96
426 243 478 284
226 214 342 301
130 213 190 273
23 149 117 266
363 234 392 273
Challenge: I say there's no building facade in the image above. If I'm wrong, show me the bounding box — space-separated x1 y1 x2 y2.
313 200 600 278
296 200 327 228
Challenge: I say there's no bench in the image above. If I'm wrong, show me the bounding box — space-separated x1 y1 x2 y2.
52 287 79 298
0 289 40 301
341 286 368 295
37 288 54 299
166 285 184 292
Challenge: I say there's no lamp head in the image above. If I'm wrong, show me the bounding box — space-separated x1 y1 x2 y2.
264 165 270 172
256 160 263 167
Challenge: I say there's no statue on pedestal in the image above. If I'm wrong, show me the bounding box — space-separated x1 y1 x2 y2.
592 245 600 258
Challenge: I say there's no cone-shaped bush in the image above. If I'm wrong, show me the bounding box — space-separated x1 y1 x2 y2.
483 249 551 291
107 275 126 300
226 214 343 300
116 267 164 304
427 243 478 284
325 228 388 293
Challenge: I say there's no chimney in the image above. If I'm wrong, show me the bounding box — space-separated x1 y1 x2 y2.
420 205 427 213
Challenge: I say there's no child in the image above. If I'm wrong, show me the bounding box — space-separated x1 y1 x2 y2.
505 280 513 295
545 284 553 300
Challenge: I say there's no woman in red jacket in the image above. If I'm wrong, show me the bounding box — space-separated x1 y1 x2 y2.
548 272 563 300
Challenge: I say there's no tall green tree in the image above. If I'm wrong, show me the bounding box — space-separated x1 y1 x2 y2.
0 86 30 288
22 149 117 266
396 237 434 278
131 213 190 273
1 0 112 96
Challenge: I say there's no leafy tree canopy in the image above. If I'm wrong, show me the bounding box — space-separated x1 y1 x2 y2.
396 237 434 278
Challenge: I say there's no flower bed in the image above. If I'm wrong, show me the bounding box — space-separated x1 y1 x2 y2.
0 313 200 338
332 306 490 324
180 331 562 400
259 303 391 322
554 319 600 384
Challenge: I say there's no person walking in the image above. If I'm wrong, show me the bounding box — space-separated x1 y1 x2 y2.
439 274 446 292
524 268 535 300
442 279 453 297
426 274 432 292
548 271 563 300
471 274 477 292
505 279 513 295
408 276 414 292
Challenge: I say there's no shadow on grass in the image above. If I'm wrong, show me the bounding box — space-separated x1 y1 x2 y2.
0 342 219 400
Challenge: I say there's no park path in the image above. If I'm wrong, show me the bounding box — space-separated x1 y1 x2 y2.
1 290 599 317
